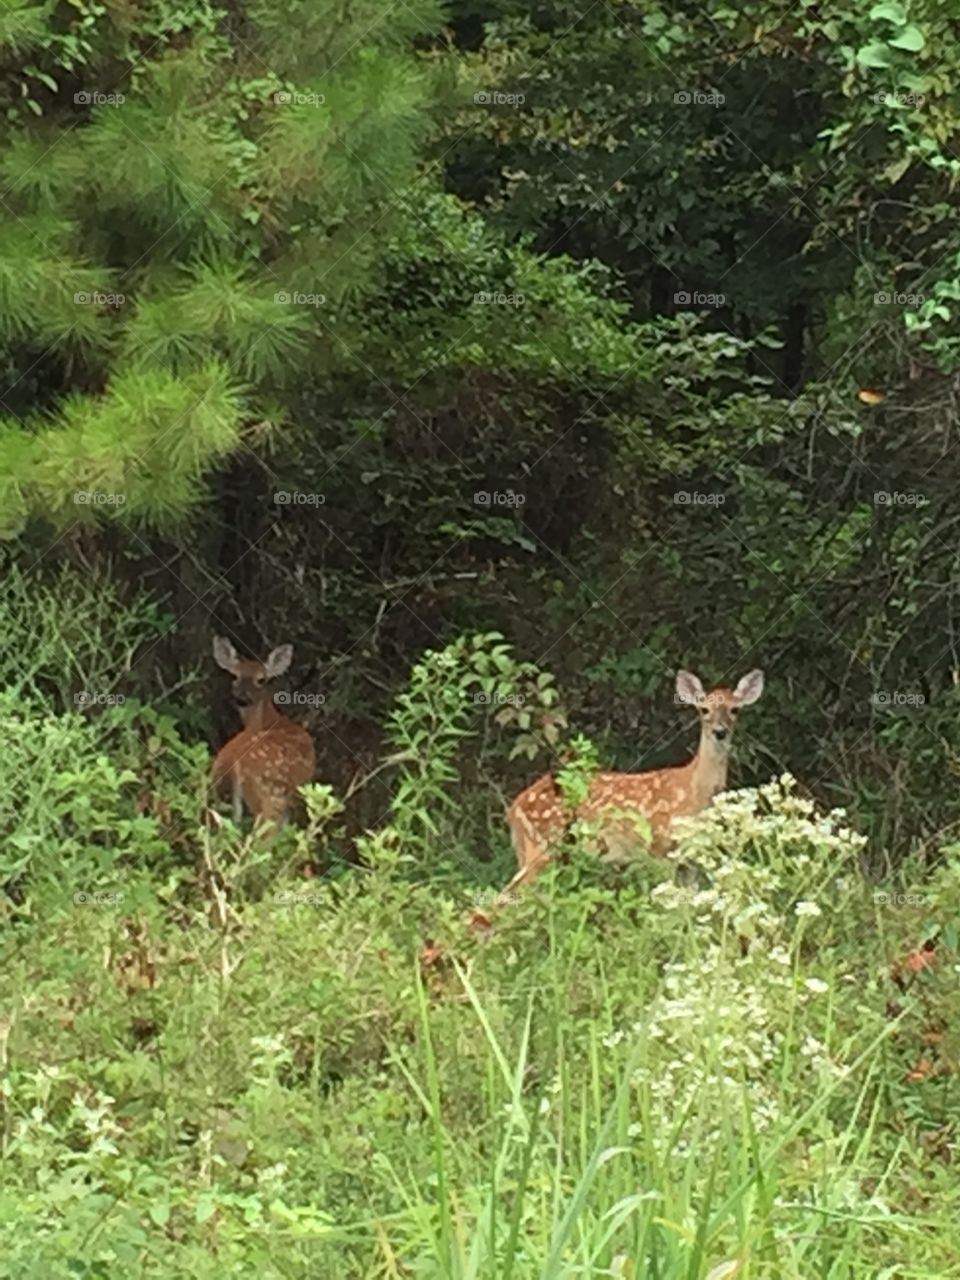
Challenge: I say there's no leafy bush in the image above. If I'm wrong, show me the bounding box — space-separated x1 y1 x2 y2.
385 630 565 869
2 749 957 1275
0 558 167 703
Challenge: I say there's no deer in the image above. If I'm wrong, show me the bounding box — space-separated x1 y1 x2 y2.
505 668 764 890
211 636 316 828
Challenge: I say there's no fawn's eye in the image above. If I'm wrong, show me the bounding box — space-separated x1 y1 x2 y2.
730 706 739 716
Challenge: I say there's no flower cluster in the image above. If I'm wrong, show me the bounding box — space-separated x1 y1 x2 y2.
606 777 863 1161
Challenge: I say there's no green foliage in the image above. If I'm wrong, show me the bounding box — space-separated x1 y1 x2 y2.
3 0 957 864
2 743 957 1275
0 556 168 698
553 732 599 808
0 569 957 1273
385 631 565 862
0 0 447 529
0 690 208 912
3 0 960 1265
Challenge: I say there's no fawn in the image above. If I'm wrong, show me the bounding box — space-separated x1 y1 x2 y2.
506 668 764 888
211 636 316 827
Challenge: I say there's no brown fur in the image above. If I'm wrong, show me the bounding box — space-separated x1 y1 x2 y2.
211 638 315 827
505 668 763 890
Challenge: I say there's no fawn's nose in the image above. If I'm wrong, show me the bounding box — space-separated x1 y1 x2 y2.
713 725 729 742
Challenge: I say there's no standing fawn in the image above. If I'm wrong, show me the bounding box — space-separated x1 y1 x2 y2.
506 668 764 889
211 636 316 827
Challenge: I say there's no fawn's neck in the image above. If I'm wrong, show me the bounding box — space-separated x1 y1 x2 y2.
241 696 285 731
687 733 730 805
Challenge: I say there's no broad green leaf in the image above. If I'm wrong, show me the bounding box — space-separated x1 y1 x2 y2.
881 154 912 184
857 42 893 67
195 1195 216 1224
868 1 907 22
888 25 925 51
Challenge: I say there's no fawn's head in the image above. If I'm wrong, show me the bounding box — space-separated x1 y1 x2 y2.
676 668 764 751
213 636 293 722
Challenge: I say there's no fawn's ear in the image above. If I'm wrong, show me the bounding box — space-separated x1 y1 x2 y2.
212 636 240 674
676 670 707 706
264 644 293 678
733 669 764 705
